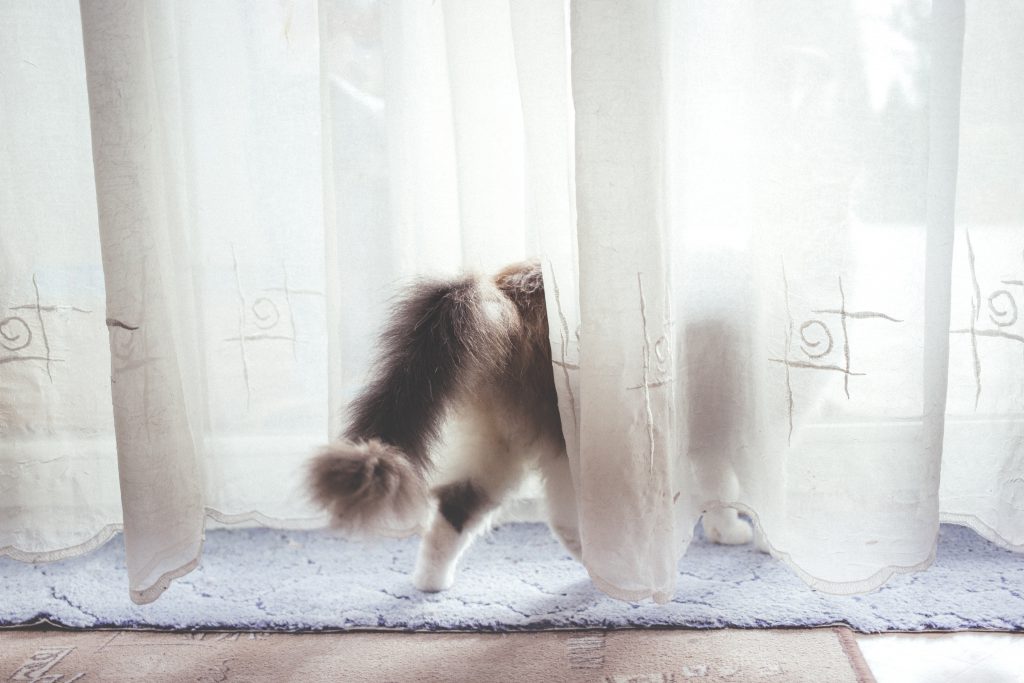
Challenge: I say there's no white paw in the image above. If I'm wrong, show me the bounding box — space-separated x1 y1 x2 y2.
412 564 455 592
703 513 753 545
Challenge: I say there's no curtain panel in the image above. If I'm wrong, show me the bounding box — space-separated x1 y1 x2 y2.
1 0 1021 604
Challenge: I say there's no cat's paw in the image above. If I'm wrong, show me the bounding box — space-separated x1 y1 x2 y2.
703 512 754 545
412 565 455 593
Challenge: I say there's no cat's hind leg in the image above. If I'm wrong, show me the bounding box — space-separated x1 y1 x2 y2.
412 408 528 592
696 463 753 545
412 481 502 592
702 505 753 545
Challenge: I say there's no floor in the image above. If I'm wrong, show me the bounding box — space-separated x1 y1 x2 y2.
858 631 1024 683
0 628 1021 681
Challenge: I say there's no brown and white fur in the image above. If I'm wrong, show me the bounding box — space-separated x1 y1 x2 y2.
307 260 752 592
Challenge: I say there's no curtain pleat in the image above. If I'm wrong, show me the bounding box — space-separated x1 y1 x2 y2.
78 0 330 602
0 0 122 561
940 0 1024 550
79 0 207 603
570 0 683 603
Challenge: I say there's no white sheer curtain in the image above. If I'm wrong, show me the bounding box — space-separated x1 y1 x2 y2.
1 0 1021 605
567 0 964 601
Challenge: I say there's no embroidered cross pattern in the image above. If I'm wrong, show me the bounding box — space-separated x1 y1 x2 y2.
771 262 903 444
228 245 324 408
950 229 1024 409
1 274 91 380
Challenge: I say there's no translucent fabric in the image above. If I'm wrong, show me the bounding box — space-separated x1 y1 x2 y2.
565 0 966 601
1 0 1021 604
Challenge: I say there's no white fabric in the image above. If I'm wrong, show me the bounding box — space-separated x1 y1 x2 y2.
940 0 1024 549
565 0 972 601
1 0 1021 605
0 1 121 560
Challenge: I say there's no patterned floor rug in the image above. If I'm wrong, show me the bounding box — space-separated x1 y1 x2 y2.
0 628 873 682
2 523 1021 633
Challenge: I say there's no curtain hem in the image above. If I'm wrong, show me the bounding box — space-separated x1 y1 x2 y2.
5 505 1021 603
737 502 939 597
131 553 201 606
940 512 1024 552
0 509 327 566
580 503 940 603
587 569 675 606
0 523 122 564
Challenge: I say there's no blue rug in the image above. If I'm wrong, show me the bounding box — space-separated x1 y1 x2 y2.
2 523 1021 633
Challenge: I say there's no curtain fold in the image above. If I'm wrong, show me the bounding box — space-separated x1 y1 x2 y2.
0 0 121 561
939 0 1024 550
2 0 1021 605
570 0 683 602
78 0 206 604
80 0 330 602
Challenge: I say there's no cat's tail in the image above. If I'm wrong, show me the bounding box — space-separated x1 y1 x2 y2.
307 274 518 535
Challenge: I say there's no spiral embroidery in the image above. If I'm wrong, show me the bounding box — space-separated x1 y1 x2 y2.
250 297 281 330
1 274 91 379
0 316 32 351
987 290 1017 328
950 231 1024 409
771 261 903 445
227 246 324 409
798 320 833 359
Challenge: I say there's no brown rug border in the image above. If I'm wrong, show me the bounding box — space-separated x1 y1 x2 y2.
834 627 877 683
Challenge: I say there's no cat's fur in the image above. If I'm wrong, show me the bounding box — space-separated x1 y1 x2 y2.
308 260 752 592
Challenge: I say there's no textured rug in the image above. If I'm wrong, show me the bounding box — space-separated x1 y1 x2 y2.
1 523 1021 633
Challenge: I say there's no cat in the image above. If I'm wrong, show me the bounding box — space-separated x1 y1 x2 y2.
307 260 754 592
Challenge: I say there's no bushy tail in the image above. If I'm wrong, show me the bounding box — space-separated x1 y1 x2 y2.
307 274 516 535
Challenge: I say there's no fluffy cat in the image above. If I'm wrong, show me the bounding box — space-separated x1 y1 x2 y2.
307 260 752 592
